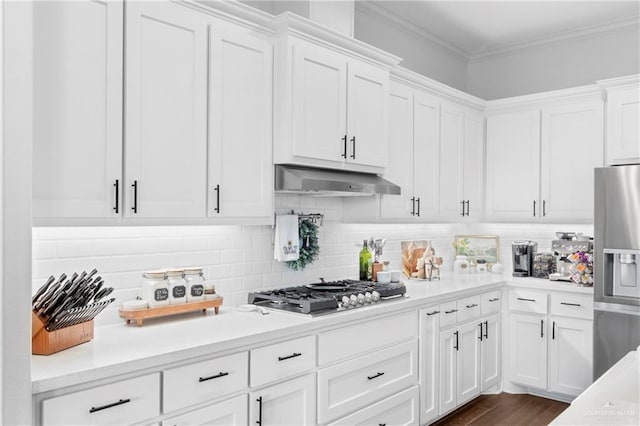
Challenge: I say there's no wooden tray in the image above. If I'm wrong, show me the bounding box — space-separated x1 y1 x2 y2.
32 311 94 355
118 297 223 326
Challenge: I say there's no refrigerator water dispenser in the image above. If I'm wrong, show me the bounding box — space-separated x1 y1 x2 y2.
604 249 640 298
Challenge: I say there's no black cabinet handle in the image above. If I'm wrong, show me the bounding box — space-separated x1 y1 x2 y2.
489 298 500 302
198 371 229 382
89 398 131 414
543 200 547 217
560 302 581 307
278 352 302 361
416 197 421 217
367 371 385 380
426 310 440 316
350 136 356 159
445 309 458 314
410 197 416 216
517 297 536 302
552 321 556 340
484 320 488 339
460 200 465 217
541 319 544 338
113 179 119 214
454 330 459 351
256 396 263 425
341 134 347 159
213 184 220 214
131 180 138 214
478 322 483 341
465 200 470 216
533 200 536 217
466 304 478 308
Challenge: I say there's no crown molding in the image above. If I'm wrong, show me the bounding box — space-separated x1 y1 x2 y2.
596 74 640 90
188 0 276 33
485 84 604 112
355 1 469 62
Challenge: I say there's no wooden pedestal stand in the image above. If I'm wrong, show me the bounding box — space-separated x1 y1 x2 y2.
118 297 223 327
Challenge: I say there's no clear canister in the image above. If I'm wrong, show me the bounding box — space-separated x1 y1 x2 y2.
166 269 186 305
141 270 169 308
184 267 205 302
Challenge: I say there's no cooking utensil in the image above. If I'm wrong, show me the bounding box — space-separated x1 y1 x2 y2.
48 298 115 331
32 276 55 305
35 282 61 313
236 304 269 315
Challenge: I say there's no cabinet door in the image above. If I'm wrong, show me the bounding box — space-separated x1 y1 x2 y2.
419 307 440 425
249 374 315 426
508 313 547 389
486 110 541 220
209 23 273 218
33 0 123 218
439 103 465 219
163 395 247 426
380 81 414 219
481 313 501 391
548 316 593 397
326 386 419 426
540 101 603 221
463 108 485 218
413 91 440 219
606 85 640 165
125 1 208 217
438 327 456 415
291 42 347 164
346 59 389 168
456 321 481 406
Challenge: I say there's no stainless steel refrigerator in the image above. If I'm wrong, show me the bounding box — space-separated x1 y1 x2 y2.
593 164 640 379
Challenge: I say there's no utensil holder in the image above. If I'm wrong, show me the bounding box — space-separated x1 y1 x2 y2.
31 311 94 355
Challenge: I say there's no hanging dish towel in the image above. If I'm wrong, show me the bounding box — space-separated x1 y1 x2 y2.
274 214 300 262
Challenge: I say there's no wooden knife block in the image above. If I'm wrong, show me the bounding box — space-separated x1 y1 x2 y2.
31 311 94 355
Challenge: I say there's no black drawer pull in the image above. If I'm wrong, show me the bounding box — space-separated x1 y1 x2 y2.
444 309 458 314
199 371 229 382
278 352 302 361
367 372 385 380
426 310 440 316
89 398 131 413
517 297 536 302
560 302 581 307
489 298 500 302
466 303 478 308
256 396 263 425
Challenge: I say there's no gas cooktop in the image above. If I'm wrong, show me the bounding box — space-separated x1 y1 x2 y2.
247 279 407 316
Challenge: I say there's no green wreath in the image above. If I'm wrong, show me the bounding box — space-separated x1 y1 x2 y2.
286 219 320 271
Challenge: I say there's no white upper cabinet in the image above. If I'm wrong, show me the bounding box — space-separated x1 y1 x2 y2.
462 109 485 219
413 91 441 219
124 1 209 218
599 75 640 165
208 22 273 219
33 0 123 219
439 103 465 219
486 89 604 222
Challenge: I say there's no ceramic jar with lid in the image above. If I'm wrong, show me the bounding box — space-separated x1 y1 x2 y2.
166 269 187 305
454 255 469 274
184 267 205 302
141 270 170 308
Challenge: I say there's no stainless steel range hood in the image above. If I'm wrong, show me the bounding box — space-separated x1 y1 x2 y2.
275 164 401 196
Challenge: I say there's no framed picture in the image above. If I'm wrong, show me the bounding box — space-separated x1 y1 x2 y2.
453 235 500 265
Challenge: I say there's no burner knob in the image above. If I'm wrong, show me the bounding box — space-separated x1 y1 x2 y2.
364 292 372 303
341 296 350 308
357 293 365 305
371 291 381 302
349 295 358 306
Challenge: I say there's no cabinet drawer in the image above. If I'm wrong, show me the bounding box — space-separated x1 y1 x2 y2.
481 290 502 315
457 295 481 323
318 310 416 365
509 288 547 314
162 394 247 426
550 292 593 320
41 373 160 426
326 385 419 426
163 351 248 413
318 339 418 424
250 335 316 387
440 301 458 328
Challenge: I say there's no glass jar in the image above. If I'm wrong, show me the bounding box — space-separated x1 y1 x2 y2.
184 267 205 303
477 259 488 273
166 269 186 305
454 255 469 274
141 270 169 308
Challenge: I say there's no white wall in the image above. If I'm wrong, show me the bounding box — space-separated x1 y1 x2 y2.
467 24 640 100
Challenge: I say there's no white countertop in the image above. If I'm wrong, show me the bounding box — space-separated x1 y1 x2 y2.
551 349 639 425
31 274 504 394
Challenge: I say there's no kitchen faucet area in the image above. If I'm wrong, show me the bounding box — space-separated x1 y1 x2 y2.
1 0 639 425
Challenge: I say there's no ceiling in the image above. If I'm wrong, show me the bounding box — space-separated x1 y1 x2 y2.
358 1 640 60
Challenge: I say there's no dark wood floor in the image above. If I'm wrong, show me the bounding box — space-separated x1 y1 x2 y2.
431 393 569 426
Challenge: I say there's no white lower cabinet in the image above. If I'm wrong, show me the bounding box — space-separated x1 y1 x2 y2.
419 306 440 425
327 385 419 426
480 313 501 391
318 339 418 424
548 316 593 396
509 312 549 389
162 394 247 426
249 374 316 426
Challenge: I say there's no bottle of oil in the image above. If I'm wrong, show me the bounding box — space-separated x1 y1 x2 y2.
359 240 372 280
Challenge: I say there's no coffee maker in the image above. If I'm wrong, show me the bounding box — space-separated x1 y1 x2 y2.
512 240 537 277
